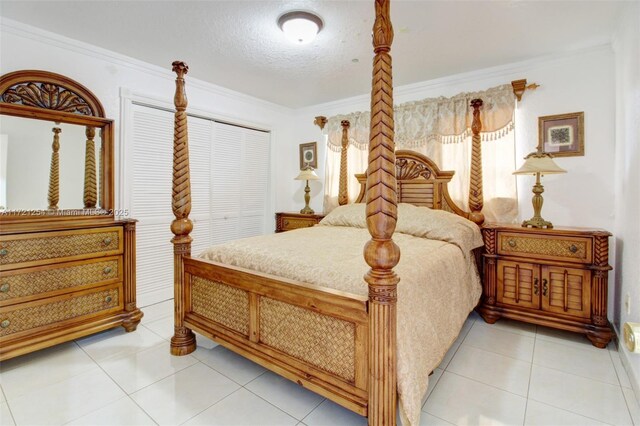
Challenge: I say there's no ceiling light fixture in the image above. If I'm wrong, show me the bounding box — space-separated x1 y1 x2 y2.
278 11 323 45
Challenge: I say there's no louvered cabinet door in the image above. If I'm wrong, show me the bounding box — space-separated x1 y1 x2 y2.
541 266 591 319
496 260 540 309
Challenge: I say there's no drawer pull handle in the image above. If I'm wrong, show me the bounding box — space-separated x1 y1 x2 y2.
0 249 7 256
105 296 113 303
0 283 9 293
569 244 578 253
0 320 10 328
508 239 516 248
542 278 548 297
284 220 289 226
103 267 113 274
533 278 539 295
103 237 112 246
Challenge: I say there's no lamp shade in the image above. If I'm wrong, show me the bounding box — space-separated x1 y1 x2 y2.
294 168 320 181
513 152 567 175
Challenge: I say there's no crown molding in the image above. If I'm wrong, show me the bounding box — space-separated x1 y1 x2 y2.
0 17 293 115
296 43 614 116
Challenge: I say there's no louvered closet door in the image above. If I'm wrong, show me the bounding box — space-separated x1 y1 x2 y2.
130 105 213 306
211 123 270 244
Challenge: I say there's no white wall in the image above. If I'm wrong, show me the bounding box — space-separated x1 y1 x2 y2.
612 1 640 400
0 18 295 226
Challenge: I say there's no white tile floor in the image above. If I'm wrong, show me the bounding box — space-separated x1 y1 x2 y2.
1 300 638 426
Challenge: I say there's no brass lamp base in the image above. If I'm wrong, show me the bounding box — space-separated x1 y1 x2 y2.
521 173 553 229
522 217 553 229
300 180 315 215
300 206 315 215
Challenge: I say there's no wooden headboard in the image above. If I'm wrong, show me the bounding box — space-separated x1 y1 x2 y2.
354 150 467 218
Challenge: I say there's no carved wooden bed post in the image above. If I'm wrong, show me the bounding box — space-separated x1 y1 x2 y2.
83 126 97 208
338 120 350 206
468 99 484 225
169 60 197 356
48 125 61 210
365 0 399 424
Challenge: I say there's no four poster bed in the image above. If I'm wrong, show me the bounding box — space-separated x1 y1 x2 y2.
168 1 486 425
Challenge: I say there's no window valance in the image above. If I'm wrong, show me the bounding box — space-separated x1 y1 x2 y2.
326 83 515 151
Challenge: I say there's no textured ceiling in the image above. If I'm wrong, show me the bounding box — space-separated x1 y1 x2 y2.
0 0 624 108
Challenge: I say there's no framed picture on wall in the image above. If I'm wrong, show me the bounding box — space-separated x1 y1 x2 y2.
538 112 584 157
299 142 317 169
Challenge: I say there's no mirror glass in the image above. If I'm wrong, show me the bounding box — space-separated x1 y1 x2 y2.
0 114 103 212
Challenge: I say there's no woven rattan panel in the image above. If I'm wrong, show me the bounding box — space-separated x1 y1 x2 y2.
0 259 119 302
191 277 249 336
259 297 355 382
499 235 589 262
0 287 119 337
282 217 316 231
0 230 120 265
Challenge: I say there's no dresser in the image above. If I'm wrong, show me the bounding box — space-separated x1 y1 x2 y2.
0 69 142 360
0 221 141 360
275 212 325 232
478 223 612 348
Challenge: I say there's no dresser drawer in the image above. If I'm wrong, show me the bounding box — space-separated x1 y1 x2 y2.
0 257 121 305
497 232 592 264
281 216 319 231
0 285 122 338
0 227 123 270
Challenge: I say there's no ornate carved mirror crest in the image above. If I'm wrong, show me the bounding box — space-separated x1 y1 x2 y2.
0 71 105 118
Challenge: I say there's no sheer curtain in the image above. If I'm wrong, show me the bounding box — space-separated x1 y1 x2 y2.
322 84 518 223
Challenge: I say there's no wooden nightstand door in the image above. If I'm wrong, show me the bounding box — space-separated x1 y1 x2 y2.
497 260 540 309
541 266 591 319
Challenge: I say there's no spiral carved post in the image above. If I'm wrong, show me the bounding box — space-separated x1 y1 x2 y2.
338 120 350 206
365 1 399 424
170 61 197 356
468 99 484 225
48 126 61 210
83 126 97 208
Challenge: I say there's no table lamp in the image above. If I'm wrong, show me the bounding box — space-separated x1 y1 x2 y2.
295 166 320 214
513 151 566 229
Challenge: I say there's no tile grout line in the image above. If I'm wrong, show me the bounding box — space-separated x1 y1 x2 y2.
0 384 17 426
177 386 245 425
242 383 313 423
443 370 528 400
609 344 634 389
71 336 161 425
522 333 537 425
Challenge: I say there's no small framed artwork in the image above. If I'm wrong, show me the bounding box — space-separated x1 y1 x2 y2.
299 142 317 169
538 112 584 157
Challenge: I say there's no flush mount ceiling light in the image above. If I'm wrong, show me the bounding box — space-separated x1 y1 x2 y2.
278 11 323 45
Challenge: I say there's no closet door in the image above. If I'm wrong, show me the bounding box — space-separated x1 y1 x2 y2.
211 122 270 244
130 105 174 307
130 105 213 306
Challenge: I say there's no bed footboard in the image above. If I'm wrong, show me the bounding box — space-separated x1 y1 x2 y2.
182 256 370 414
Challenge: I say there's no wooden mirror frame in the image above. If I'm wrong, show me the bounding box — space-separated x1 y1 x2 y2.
0 70 115 227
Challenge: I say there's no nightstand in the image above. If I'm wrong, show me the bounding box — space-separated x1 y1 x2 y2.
275 212 325 233
478 223 612 348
